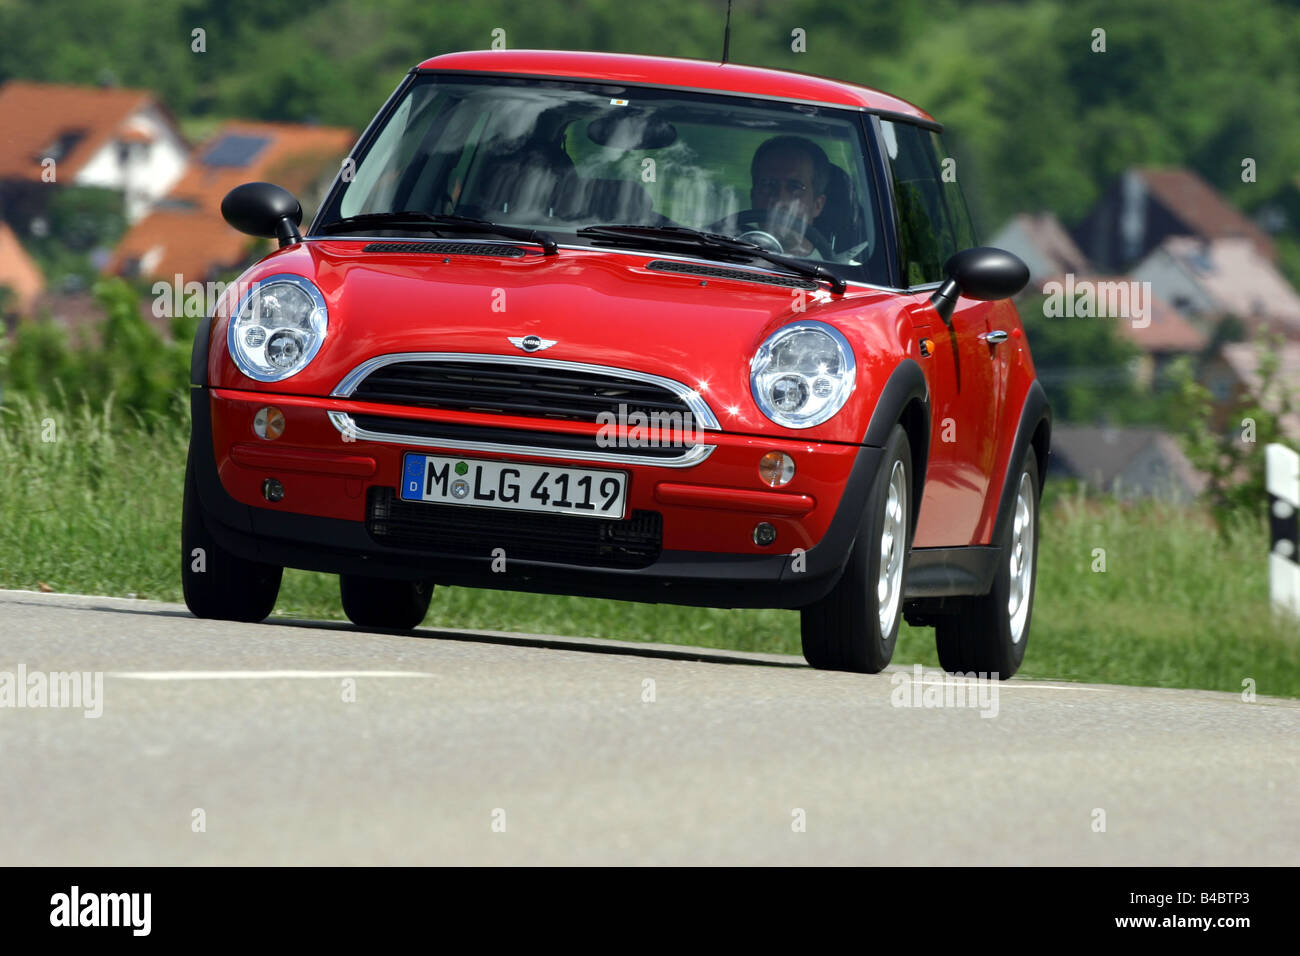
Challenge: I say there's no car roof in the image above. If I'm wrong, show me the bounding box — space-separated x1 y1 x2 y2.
415 50 937 125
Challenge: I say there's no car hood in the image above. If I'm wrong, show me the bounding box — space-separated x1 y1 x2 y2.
210 239 910 442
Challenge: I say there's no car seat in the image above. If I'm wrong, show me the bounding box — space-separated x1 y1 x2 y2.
469 142 577 221
812 163 862 254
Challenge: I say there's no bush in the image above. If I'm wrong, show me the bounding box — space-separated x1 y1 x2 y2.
0 278 196 423
1169 335 1297 532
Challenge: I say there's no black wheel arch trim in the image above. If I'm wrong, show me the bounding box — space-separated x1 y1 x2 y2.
991 379 1051 547
861 357 929 530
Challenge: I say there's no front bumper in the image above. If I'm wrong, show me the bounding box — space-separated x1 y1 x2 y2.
190 387 883 609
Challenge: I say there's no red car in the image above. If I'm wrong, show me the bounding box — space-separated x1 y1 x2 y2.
184 50 1051 678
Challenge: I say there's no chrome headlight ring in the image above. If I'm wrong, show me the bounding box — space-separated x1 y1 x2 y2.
750 320 856 428
227 273 328 383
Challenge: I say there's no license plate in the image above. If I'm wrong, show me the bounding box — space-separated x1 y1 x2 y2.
400 453 628 519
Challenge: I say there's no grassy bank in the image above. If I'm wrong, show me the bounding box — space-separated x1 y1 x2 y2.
2 396 1296 697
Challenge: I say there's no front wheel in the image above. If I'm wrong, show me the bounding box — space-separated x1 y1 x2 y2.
800 424 912 673
339 575 434 630
181 452 282 622
935 453 1041 679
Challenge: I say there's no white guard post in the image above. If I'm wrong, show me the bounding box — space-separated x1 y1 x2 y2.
1266 443 1300 618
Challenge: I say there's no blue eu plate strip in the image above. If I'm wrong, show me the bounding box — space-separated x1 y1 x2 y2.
401 454 425 500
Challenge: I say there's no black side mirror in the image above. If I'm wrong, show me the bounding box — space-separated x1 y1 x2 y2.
221 182 303 248
929 247 1029 326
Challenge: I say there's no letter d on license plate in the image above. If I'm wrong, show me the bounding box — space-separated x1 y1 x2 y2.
400 454 628 519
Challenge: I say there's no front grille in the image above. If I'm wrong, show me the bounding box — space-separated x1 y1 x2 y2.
351 359 697 424
367 487 663 568
646 259 817 290
362 241 525 257
352 414 690 459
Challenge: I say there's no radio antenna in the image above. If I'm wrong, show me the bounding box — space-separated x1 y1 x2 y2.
722 0 733 63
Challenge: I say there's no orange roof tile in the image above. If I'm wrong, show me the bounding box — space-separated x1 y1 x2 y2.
106 208 264 285
1136 167 1275 261
0 222 47 314
0 81 154 180
1112 289 1208 354
1035 269 1210 354
161 120 355 213
105 120 354 282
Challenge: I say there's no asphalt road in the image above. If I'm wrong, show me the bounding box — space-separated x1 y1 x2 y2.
0 588 1296 865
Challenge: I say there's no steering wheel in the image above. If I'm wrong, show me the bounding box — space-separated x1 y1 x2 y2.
737 228 784 253
707 209 834 259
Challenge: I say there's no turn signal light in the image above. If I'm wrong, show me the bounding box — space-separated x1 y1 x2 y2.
253 406 285 440
759 451 796 487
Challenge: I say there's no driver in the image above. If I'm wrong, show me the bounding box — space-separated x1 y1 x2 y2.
748 135 829 258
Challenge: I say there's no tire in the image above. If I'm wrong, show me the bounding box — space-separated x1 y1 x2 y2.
181 451 283 622
935 452 1040 679
340 574 434 630
800 424 912 673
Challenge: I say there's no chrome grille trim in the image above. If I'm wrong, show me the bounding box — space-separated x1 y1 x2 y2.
327 411 716 468
331 351 722 431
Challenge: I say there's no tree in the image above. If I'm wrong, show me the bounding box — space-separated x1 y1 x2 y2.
1169 335 1297 532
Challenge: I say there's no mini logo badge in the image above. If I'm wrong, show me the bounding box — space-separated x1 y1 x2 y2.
508 335 556 353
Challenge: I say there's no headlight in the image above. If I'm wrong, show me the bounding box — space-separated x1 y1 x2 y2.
227 274 328 382
750 321 855 428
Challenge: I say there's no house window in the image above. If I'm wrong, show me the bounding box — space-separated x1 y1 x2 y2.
40 129 87 162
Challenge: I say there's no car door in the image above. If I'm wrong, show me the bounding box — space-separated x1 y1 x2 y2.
879 119 997 547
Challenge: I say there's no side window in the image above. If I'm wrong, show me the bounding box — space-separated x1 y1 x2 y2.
930 132 977 250
880 119 959 286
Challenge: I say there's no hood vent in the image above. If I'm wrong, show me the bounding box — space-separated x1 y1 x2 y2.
362 241 526 257
646 259 817 290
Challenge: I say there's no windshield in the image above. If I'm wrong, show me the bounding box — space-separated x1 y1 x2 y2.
318 73 888 285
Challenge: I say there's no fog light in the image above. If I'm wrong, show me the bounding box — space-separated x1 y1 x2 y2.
253 406 285 440
262 478 284 502
758 451 795 487
753 522 777 546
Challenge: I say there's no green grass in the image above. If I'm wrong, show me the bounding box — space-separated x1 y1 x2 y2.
2 395 1297 698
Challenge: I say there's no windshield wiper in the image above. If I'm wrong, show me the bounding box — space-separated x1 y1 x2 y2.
577 224 846 293
320 211 558 255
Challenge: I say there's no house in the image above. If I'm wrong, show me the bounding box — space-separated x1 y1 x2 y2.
1021 261 1207 386
1201 341 1300 442
1048 425 1206 502
1072 167 1275 273
1129 236 1300 339
106 120 354 283
986 212 1093 286
0 222 46 323
0 81 189 225
1109 285 1208 387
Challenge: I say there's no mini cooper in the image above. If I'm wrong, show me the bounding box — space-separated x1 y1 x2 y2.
184 50 1051 677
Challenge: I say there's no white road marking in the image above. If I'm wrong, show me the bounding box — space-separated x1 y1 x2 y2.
106 670 437 680
906 680 1109 691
